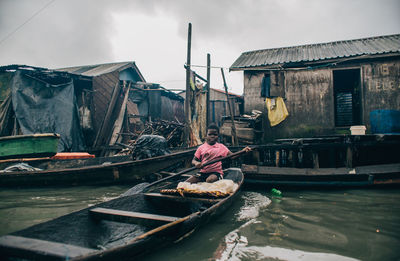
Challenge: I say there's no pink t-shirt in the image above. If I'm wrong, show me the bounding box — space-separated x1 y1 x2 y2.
194 142 230 175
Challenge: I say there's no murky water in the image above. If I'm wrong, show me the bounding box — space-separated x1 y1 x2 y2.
0 186 399 261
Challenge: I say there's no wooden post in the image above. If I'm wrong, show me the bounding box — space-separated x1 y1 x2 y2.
275 150 280 167
312 151 320 169
346 146 353 168
206 53 211 127
220 68 238 146
184 23 192 147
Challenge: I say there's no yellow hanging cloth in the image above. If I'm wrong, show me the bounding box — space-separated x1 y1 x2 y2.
265 97 289 126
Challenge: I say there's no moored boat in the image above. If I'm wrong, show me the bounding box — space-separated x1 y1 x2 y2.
0 133 60 160
242 163 400 188
0 148 196 187
0 167 244 260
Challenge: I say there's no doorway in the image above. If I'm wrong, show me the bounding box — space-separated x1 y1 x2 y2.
333 69 362 127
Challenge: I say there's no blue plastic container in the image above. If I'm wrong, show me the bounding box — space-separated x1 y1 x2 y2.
370 110 400 134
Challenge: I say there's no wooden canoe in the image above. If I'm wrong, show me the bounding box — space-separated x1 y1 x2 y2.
0 133 60 160
0 168 244 260
242 163 400 188
0 148 196 187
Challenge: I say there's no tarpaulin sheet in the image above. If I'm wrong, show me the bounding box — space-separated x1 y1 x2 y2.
133 135 170 160
11 71 85 152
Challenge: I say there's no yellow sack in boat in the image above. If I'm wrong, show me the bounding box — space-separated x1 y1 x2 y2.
265 97 289 126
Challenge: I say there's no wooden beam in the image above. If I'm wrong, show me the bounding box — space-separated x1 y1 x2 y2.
90 207 179 226
144 193 221 204
184 65 208 83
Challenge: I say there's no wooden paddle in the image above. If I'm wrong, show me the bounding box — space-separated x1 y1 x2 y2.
148 147 254 187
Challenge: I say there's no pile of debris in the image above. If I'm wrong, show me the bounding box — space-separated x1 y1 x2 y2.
116 120 184 158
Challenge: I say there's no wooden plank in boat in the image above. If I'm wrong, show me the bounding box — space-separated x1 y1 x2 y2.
90 207 180 226
144 192 222 203
0 235 95 260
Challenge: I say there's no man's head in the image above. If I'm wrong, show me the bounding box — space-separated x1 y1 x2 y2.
206 123 219 145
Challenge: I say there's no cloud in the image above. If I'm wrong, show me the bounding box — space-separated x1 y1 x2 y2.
0 0 399 94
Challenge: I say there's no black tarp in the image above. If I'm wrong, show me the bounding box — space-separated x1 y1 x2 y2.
10 71 85 152
132 135 170 160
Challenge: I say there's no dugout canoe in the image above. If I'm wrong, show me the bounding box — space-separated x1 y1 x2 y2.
0 148 196 187
242 163 400 188
0 133 60 160
0 167 244 260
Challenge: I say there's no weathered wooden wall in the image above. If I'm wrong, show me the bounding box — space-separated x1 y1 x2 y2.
209 89 241 126
243 57 400 142
91 71 123 147
283 69 334 137
243 72 265 113
362 60 400 125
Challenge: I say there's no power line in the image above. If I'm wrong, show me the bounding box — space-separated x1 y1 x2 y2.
190 64 230 69
0 0 56 46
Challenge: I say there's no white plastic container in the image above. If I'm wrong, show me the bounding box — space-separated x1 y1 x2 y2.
350 125 366 135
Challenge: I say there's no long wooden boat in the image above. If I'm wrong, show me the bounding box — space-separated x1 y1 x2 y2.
0 167 244 260
0 148 196 187
0 133 60 160
242 163 400 188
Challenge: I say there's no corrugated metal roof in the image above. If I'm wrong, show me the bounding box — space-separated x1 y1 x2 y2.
55 61 137 76
230 34 400 70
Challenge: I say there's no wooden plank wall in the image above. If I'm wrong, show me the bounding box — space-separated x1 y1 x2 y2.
91 71 123 148
242 58 400 142
362 59 400 126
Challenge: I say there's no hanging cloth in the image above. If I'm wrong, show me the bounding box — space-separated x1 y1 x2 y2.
265 97 289 126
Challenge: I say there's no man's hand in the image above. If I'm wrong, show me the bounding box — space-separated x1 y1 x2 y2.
242 146 252 153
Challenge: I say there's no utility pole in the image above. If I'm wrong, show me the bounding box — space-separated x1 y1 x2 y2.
206 53 211 127
184 23 192 147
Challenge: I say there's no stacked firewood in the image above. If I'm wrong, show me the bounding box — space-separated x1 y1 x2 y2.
140 120 184 147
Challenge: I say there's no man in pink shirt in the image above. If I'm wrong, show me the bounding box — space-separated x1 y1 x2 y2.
186 123 251 183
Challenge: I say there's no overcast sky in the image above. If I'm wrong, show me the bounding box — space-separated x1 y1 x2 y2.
1 0 399 94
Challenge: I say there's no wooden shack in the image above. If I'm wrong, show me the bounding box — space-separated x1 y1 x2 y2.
178 88 243 126
0 62 184 155
56 62 184 153
56 62 145 150
230 34 400 142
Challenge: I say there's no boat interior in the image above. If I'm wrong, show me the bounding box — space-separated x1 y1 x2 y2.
0 168 242 260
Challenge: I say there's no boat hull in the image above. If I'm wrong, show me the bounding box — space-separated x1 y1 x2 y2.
242 163 400 188
0 133 60 160
0 149 196 187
